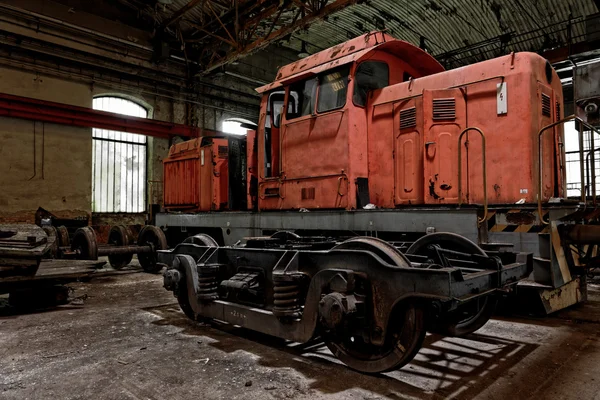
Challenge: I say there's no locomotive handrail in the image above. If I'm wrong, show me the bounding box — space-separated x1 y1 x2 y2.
457 127 487 225
585 147 600 200
537 115 600 225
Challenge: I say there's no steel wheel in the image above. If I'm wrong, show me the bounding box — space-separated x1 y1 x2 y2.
332 236 410 267
71 226 98 260
326 237 425 373
138 225 168 273
407 232 497 336
183 233 218 247
325 300 425 373
107 225 134 269
270 230 301 242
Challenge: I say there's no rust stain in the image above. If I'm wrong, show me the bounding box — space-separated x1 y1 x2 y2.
505 211 536 225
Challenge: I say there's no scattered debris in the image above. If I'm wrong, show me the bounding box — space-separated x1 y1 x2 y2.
42 351 73 359
264 385 277 390
69 294 88 306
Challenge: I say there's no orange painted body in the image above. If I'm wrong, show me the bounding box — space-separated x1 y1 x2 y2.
164 32 565 212
254 32 564 210
368 53 564 207
163 137 229 211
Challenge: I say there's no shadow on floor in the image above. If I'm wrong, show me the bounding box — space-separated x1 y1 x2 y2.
145 303 539 399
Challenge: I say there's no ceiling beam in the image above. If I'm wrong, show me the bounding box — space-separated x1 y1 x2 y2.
162 0 205 29
204 0 357 73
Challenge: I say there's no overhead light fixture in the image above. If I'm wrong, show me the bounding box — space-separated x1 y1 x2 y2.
298 41 309 58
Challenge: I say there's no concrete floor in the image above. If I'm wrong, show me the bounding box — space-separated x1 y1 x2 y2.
2 267 600 400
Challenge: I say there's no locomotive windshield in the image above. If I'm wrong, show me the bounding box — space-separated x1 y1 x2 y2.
317 66 350 113
287 77 318 119
353 61 389 106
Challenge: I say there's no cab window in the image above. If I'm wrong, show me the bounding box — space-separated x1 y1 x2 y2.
287 77 317 119
268 92 285 128
317 66 350 113
353 61 389 107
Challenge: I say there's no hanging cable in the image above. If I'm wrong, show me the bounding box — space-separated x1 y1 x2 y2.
28 121 37 181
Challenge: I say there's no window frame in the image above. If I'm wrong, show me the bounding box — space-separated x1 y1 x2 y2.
286 76 318 121
352 60 390 108
316 65 351 114
91 95 149 214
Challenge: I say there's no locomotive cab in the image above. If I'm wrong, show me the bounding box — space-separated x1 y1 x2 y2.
255 31 566 213
255 32 444 210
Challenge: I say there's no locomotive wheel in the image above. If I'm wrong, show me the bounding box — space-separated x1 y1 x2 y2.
325 300 425 373
107 225 134 269
173 255 197 321
270 230 301 242
183 233 218 247
331 236 410 266
407 232 497 337
57 225 70 247
71 227 98 260
326 237 425 373
138 225 168 274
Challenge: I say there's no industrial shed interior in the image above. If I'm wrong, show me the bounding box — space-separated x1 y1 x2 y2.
2 0 600 399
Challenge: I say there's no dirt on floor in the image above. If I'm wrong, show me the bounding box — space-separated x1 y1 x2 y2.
2 264 600 400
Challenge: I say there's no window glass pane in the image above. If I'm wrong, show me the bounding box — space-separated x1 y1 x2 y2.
287 77 317 119
317 67 349 113
272 100 284 127
92 97 148 213
353 62 389 106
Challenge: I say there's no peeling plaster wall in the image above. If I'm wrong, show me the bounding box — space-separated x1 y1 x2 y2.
0 68 92 223
0 1 297 224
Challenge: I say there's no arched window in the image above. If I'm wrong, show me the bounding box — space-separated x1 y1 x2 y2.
92 96 148 213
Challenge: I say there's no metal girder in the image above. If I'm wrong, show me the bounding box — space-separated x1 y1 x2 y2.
168 0 355 72
0 93 215 139
162 0 205 29
203 0 357 72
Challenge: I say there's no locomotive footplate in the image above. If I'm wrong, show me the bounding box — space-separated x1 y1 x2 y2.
160 232 532 373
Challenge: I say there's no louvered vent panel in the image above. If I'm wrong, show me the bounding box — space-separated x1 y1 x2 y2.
399 107 416 129
432 98 456 120
556 101 561 121
542 93 551 117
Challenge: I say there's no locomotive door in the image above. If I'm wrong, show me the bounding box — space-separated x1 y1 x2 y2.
423 89 467 204
394 97 424 205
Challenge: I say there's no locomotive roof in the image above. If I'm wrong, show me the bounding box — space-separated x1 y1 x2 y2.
256 31 444 94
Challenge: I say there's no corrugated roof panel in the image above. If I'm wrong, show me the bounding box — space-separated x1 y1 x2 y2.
291 0 598 68
155 0 598 70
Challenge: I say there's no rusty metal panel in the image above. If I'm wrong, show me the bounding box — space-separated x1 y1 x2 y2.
163 138 229 212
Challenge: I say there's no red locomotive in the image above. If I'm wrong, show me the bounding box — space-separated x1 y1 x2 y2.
158 32 600 372
165 31 565 212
